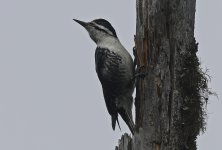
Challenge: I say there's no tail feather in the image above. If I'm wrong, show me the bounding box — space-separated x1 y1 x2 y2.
116 117 121 131
111 114 121 131
118 108 135 135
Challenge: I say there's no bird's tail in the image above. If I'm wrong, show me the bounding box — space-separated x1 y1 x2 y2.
111 114 121 131
118 108 135 135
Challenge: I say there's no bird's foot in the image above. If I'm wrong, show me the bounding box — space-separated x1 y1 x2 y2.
133 66 148 81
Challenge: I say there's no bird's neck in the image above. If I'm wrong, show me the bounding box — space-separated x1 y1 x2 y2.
97 36 122 51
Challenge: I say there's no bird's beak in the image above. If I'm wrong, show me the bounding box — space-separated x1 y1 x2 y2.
73 19 87 28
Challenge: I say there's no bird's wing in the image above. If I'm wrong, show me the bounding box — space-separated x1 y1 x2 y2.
95 47 135 134
95 47 124 86
95 47 124 114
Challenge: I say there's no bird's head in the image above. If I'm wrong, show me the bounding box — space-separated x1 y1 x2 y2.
73 18 118 44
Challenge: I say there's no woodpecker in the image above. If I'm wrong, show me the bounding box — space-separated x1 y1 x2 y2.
73 18 135 134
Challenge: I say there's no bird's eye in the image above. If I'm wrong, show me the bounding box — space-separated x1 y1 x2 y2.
89 23 94 26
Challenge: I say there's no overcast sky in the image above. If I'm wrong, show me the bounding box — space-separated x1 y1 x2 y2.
0 0 221 150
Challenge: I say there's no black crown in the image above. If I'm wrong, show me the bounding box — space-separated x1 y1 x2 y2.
93 19 117 38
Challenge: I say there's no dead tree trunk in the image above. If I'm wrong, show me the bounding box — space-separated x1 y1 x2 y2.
116 0 210 150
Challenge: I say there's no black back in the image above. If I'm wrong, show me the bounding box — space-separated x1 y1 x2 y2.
93 19 117 38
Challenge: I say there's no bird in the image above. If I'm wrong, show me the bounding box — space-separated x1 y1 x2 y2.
73 18 135 134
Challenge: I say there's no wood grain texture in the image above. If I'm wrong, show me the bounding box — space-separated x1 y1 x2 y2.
115 0 207 150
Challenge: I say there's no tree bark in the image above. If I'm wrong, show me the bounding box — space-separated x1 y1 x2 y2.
116 0 209 150
134 0 197 148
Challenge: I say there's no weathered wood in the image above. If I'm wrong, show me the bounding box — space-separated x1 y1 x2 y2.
116 0 210 150
115 134 132 150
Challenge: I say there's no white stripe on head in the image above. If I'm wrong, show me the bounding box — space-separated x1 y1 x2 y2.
91 22 114 36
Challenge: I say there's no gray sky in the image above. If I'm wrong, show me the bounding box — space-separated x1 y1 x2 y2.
196 1 222 149
0 0 221 150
